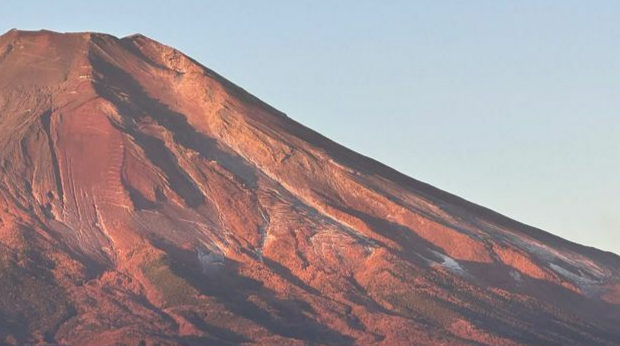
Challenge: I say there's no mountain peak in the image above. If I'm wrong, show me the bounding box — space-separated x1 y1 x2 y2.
0 29 619 345
0 28 108 45
1 28 116 38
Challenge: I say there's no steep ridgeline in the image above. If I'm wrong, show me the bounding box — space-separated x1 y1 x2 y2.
0 29 619 346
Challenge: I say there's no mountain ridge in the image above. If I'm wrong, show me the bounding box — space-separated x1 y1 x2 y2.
0 29 618 345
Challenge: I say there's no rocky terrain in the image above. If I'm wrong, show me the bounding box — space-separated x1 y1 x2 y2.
0 29 619 345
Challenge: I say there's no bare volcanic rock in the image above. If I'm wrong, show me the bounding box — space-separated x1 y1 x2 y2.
0 29 619 346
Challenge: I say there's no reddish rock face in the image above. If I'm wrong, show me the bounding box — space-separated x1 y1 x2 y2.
0 29 619 346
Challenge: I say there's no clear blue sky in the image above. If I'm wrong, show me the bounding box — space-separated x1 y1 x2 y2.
2 1 619 255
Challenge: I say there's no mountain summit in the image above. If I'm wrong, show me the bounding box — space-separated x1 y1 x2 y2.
0 29 618 346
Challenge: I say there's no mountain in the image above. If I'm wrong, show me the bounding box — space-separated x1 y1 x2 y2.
0 29 618 346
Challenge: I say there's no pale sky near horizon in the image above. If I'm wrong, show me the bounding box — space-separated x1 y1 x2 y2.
1 1 619 255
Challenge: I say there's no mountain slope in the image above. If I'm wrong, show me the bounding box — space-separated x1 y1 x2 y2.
0 29 618 346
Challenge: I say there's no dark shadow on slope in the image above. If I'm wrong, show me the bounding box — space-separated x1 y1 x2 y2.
205 264 354 345
344 276 400 318
261 257 321 296
112 120 204 207
42 220 110 279
0 235 75 345
120 175 157 210
322 199 448 267
89 42 258 193
180 335 243 346
182 312 251 345
117 36 170 71
440 261 620 346
39 110 64 205
313 202 620 344
150 239 354 345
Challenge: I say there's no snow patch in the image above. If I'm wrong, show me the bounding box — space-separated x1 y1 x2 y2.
197 247 225 275
510 270 522 282
255 206 270 262
549 262 599 297
431 250 467 276
497 231 610 282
